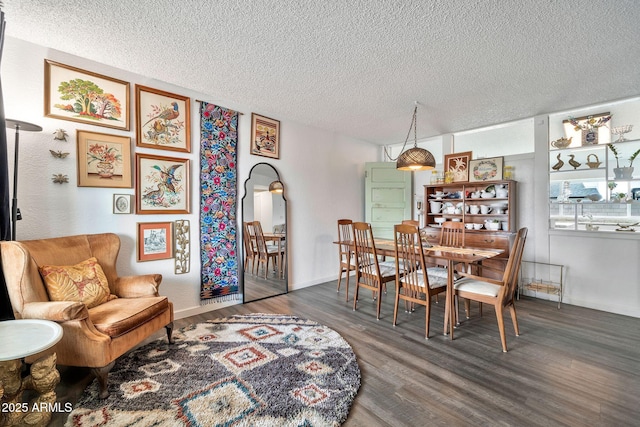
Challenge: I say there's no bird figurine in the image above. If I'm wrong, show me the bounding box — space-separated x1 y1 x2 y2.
568 154 581 170
53 129 68 141
552 153 564 171
152 164 183 193
143 102 179 127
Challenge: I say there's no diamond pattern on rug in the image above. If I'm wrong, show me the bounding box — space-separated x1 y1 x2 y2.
291 383 330 406
120 378 161 399
238 324 282 341
139 359 181 376
297 360 334 376
175 377 263 426
213 343 278 375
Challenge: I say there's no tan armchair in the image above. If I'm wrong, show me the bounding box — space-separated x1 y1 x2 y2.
0 233 174 398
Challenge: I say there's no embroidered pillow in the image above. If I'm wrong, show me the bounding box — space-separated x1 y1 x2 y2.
39 257 113 308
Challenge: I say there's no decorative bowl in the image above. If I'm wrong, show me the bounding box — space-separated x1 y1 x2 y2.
434 217 446 224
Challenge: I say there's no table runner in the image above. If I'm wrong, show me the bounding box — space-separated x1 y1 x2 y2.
199 102 240 303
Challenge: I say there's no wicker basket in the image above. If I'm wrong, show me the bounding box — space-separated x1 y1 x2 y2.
586 154 601 169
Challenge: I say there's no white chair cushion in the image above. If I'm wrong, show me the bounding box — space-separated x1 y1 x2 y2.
426 266 461 280
454 278 501 297
400 269 447 289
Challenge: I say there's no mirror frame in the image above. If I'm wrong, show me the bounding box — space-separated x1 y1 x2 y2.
241 162 288 303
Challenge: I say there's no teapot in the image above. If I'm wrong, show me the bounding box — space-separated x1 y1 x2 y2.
494 184 508 198
481 190 495 199
471 191 481 199
551 137 572 149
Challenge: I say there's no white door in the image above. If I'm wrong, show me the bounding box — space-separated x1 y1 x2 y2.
365 162 413 239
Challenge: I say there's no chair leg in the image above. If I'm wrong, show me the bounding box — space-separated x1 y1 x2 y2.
425 294 431 340
509 304 520 336
393 287 401 326
337 266 344 292
353 282 360 311
495 304 508 352
479 302 483 317
166 322 174 344
376 288 382 320
91 361 116 399
345 269 351 302
464 298 471 319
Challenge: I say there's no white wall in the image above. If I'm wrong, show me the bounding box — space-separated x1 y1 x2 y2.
1 37 378 318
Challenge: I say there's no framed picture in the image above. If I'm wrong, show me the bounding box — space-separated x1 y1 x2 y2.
113 194 133 214
136 153 190 214
250 113 280 159
44 60 130 130
137 222 173 262
135 85 191 152
444 151 472 182
469 157 504 182
77 130 132 188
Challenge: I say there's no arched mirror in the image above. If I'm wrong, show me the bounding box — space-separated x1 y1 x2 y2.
241 163 288 302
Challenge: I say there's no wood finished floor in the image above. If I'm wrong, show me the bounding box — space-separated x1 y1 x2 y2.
52 280 640 427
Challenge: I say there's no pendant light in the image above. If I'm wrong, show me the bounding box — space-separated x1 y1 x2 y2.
269 180 284 193
395 103 436 171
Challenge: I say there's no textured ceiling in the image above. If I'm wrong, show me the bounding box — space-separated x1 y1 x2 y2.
3 0 640 145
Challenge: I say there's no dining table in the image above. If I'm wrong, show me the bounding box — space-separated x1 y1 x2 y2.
340 237 503 339
263 232 286 278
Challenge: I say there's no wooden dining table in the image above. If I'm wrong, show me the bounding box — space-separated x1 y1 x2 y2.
264 232 286 278
340 237 503 339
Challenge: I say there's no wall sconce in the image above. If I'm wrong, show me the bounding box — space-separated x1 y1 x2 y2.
269 180 284 193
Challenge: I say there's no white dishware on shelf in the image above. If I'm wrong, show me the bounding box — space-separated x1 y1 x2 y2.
480 205 492 214
465 223 474 229
470 205 480 214
430 201 443 213
434 217 446 224
473 223 483 230
611 125 633 142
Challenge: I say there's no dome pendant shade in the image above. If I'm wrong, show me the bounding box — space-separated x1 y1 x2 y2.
269 180 284 193
396 146 436 171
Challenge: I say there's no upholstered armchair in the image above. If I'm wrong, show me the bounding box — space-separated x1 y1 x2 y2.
0 233 174 397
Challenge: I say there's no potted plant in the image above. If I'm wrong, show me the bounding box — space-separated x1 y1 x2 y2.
608 144 640 179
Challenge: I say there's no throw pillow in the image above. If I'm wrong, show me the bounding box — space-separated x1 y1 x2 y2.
40 257 113 308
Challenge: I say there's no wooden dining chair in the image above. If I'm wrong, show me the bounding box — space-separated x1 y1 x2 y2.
337 219 356 301
247 221 283 279
401 219 420 227
453 227 528 352
352 222 398 319
242 221 258 274
439 221 465 247
393 224 448 339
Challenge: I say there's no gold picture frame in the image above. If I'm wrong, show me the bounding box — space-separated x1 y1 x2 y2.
137 222 173 262
444 151 472 182
45 60 130 130
135 85 191 153
77 130 132 188
250 113 280 159
135 153 190 214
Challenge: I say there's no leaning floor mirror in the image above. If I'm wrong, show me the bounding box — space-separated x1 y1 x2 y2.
241 163 288 302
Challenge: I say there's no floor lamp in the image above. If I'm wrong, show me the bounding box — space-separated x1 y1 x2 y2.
5 119 42 241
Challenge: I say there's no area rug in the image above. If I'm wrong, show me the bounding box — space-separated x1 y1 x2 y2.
65 314 361 426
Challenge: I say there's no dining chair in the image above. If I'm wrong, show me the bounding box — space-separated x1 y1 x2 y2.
393 224 448 339
439 221 465 247
453 227 528 352
248 221 283 279
337 219 356 301
401 219 419 227
352 222 398 319
242 221 258 274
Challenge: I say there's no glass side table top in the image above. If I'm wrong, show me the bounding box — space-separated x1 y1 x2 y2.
0 319 63 361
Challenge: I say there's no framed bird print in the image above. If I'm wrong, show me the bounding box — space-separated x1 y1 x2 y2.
76 130 132 188
135 85 191 153
250 113 280 159
136 153 190 214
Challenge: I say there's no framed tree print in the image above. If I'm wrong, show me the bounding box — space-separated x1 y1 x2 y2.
137 222 173 262
45 60 130 130
444 151 472 182
77 130 132 188
250 113 280 159
135 85 191 152
136 153 190 214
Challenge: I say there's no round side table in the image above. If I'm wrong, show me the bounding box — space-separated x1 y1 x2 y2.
0 319 63 427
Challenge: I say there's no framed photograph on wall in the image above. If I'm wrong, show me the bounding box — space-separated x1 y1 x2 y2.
469 156 504 182
136 153 190 214
444 151 472 182
77 130 132 188
135 85 191 152
113 194 133 214
45 60 130 130
137 222 173 262
250 113 280 159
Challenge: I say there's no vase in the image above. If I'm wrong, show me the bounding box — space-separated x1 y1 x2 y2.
614 167 634 180
96 161 114 178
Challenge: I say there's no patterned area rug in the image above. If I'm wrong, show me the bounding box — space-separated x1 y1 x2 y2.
65 314 361 426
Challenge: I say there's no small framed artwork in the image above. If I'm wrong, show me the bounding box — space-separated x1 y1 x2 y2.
444 151 472 182
77 130 132 188
135 85 191 152
250 113 280 159
136 153 190 214
44 59 130 130
113 194 133 214
137 222 173 262
469 157 504 182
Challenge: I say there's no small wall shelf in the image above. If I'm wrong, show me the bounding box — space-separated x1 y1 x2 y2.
518 261 564 309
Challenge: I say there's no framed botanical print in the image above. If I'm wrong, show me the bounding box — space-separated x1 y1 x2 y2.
469 156 504 182
444 151 472 182
45 60 130 130
137 222 173 262
77 130 132 188
136 153 190 214
135 85 191 152
250 113 280 159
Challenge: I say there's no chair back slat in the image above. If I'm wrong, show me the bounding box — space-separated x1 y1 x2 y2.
394 224 426 292
440 221 465 247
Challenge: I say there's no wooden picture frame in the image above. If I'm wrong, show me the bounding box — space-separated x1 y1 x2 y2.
444 151 472 182
77 130 132 188
113 194 133 214
136 153 190 214
135 85 191 152
469 157 504 182
250 113 280 159
44 60 130 130
137 222 173 262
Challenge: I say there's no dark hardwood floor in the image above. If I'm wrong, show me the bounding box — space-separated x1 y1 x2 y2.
51 280 640 426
